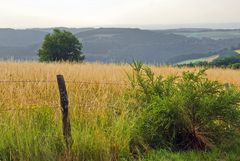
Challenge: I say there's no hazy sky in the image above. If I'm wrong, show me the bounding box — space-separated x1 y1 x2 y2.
0 0 240 28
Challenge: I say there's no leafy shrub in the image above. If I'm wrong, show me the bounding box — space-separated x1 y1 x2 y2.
229 63 240 69
129 61 240 152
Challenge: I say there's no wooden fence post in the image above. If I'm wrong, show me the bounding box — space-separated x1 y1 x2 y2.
57 75 72 148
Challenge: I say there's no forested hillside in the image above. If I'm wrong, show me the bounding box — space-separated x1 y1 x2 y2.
0 28 240 63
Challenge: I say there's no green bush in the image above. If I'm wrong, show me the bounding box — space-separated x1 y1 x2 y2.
229 63 240 69
129 61 240 152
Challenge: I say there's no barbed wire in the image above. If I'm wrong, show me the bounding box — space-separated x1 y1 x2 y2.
0 80 129 86
0 104 113 112
0 107 54 112
0 79 129 112
0 80 55 83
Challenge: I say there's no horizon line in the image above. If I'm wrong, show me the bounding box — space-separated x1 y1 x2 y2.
1 22 240 30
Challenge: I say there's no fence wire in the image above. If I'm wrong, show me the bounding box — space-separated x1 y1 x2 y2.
0 104 111 112
0 80 128 86
0 79 129 112
0 107 52 112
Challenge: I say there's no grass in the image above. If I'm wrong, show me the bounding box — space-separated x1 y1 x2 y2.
0 61 240 160
141 148 240 161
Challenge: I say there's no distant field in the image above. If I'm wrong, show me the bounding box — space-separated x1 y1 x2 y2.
175 30 240 40
177 54 219 65
0 61 240 160
235 49 240 54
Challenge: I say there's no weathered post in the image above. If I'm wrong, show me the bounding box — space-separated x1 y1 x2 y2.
57 75 72 148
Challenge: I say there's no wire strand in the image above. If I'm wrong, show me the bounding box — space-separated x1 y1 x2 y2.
0 80 128 86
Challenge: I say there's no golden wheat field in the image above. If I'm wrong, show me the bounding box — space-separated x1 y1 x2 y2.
1 60 240 109
2 61 240 84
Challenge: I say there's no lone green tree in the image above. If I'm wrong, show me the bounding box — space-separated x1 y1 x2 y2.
38 29 85 62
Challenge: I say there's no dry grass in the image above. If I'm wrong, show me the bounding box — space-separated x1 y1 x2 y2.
1 61 240 108
1 60 240 83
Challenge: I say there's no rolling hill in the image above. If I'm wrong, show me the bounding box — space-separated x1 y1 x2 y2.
0 28 240 63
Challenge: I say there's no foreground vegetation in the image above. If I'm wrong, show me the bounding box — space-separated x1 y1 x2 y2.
0 61 240 160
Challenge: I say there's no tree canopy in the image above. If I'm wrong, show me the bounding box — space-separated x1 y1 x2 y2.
38 29 85 62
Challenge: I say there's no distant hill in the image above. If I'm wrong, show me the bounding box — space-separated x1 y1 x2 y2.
31 27 94 34
0 28 47 47
0 28 240 63
76 28 240 63
158 28 240 40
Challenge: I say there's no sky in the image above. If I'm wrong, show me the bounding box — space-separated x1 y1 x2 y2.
0 0 240 29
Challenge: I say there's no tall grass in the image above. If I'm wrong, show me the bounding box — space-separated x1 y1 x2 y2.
0 61 240 160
